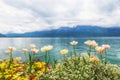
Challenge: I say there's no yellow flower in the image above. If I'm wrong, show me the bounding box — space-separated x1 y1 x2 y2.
55 63 61 69
14 57 21 62
33 62 46 69
22 48 28 53
0 74 2 78
102 44 110 50
16 77 29 80
30 44 36 49
84 40 98 47
5 50 11 55
95 46 104 54
31 48 39 54
9 47 16 51
41 62 46 66
40 45 53 53
0 62 7 69
90 56 99 63
70 41 78 46
60 49 68 55
4 74 11 79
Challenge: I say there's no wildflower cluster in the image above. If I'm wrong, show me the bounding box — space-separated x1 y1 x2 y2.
0 40 120 80
40 40 120 80
0 44 53 80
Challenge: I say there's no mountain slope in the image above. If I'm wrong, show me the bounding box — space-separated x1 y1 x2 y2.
0 33 6 37
5 25 120 37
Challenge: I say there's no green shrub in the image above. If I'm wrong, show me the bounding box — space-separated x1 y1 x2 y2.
40 55 120 80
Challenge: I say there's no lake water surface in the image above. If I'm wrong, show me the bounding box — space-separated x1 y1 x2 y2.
0 37 120 65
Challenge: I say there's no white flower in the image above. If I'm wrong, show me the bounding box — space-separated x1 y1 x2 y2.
5 50 11 55
41 46 47 53
30 44 36 49
102 44 110 50
70 41 78 46
31 48 39 54
22 48 28 53
40 45 53 53
60 49 68 55
47 45 53 51
84 40 98 47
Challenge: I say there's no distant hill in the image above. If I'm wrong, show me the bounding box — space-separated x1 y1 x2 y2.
5 25 120 37
0 33 6 37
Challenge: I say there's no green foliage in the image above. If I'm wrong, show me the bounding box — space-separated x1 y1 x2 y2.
40 56 120 80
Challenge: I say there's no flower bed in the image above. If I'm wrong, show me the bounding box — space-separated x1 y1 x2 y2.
0 44 51 80
0 59 46 80
0 40 120 80
40 40 120 80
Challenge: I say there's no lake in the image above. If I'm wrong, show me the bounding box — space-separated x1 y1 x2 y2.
0 37 120 65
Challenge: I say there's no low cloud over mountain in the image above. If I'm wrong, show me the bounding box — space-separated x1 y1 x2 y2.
0 0 120 33
5 25 120 37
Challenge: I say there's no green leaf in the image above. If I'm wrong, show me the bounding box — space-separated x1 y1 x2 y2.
82 56 87 64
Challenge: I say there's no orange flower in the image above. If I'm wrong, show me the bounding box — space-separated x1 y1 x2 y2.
95 46 104 54
15 57 21 62
8 47 16 51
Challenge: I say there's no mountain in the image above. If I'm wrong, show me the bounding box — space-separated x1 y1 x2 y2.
0 33 6 37
5 25 120 37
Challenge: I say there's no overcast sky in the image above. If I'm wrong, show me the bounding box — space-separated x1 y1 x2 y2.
0 0 120 33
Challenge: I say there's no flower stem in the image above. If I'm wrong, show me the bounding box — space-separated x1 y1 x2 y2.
94 48 97 56
100 54 103 63
8 51 13 69
105 50 107 64
44 52 48 73
0 68 5 79
87 46 91 57
73 46 76 57
28 53 32 74
48 51 51 64
24 53 28 62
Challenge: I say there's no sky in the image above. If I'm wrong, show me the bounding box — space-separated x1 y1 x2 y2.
0 0 120 33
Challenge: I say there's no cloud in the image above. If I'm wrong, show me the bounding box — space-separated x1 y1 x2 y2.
0 0 120 33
